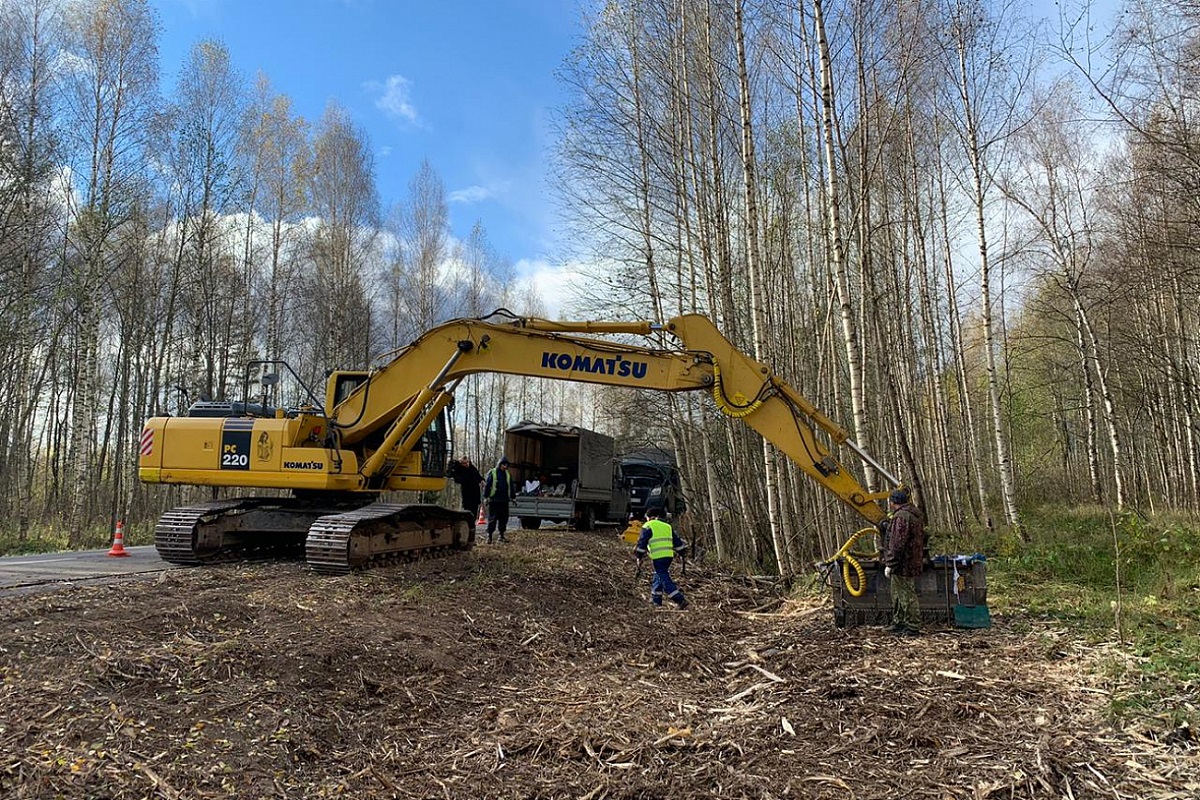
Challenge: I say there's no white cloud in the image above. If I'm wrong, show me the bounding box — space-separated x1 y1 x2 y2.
448 185 490 204
513 258 585 320
365 74 421 126
449 184 508 204
50 49 92 79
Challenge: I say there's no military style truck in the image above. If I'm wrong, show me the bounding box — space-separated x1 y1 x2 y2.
506 422 629 530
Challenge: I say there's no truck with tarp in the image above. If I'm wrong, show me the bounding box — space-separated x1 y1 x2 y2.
506 423 629 530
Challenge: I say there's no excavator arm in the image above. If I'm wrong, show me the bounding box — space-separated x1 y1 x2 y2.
330 313 893 524
666 315 894 524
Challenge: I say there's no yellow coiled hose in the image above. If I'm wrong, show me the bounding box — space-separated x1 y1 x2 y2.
826 527 881 598
711 363 765 418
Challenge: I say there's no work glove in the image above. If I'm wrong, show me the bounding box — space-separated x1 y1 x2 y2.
634 551 645 561
883 565 893 579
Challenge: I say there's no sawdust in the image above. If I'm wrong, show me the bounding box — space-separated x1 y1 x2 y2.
0 530 1195 799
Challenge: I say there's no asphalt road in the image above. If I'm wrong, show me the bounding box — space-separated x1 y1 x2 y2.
0 545 179 597
0 517 557 597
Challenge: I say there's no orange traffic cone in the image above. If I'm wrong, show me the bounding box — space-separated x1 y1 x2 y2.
476 505 486 525
107 520 130 557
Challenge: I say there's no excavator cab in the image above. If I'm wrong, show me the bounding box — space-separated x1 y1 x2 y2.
416 408 450 479
326 370 370 414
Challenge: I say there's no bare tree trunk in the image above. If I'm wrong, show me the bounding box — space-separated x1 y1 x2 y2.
813 0 873 490
734 0 789 578
936 159 988 524
1074 293 1127 509
953 33 1022 533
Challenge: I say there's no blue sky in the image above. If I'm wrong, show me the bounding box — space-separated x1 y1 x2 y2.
155 0 584 276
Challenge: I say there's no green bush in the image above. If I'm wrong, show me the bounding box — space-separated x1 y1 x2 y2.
986 506 1200 728
0 533 71 556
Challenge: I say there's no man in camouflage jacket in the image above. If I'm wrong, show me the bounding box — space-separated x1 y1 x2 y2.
882 488 926 636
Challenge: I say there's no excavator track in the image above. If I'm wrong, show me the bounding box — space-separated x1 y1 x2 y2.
155 500 263 564
305 503 475 575
154 498 365 565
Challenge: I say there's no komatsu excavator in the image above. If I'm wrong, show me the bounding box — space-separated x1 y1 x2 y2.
138 311 902 574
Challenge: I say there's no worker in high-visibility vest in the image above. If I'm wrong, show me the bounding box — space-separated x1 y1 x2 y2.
483 456 517 543
633 508 689 609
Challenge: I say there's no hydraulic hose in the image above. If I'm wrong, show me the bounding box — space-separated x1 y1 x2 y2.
711 363 766 418
822 527 881 598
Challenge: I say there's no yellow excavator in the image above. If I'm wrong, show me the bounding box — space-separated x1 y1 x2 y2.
138 311 901 573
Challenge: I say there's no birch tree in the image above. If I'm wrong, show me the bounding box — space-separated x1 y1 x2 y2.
304 102 378 375
168 38 248 402
386 157 450 348
734 0 789 576
60 0 159 540
0 0 63 536
941 0 1028 533
1001 82 1129 508
240 74 310 367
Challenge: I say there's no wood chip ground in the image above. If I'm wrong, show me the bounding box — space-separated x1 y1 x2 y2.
1 530 1195 799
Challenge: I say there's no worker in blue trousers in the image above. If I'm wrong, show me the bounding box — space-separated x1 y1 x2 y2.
633 508 689 610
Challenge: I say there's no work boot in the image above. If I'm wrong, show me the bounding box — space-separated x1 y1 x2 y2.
892 627 920 637
676 598 690 610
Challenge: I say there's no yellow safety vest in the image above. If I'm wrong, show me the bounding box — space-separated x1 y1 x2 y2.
486 468 509 499
645 519 675 559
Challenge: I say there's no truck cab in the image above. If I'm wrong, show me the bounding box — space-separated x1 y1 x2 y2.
620 450 685 519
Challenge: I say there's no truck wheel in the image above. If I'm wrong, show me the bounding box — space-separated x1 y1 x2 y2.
575 505 596 531
520 517 541 530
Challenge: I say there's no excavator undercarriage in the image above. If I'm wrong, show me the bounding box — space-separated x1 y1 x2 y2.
154 498 474 574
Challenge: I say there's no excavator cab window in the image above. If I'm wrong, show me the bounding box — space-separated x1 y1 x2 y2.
327 371 370 412
417 409 450 478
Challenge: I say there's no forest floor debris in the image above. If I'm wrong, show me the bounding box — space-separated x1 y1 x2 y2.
1 530 1196 799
